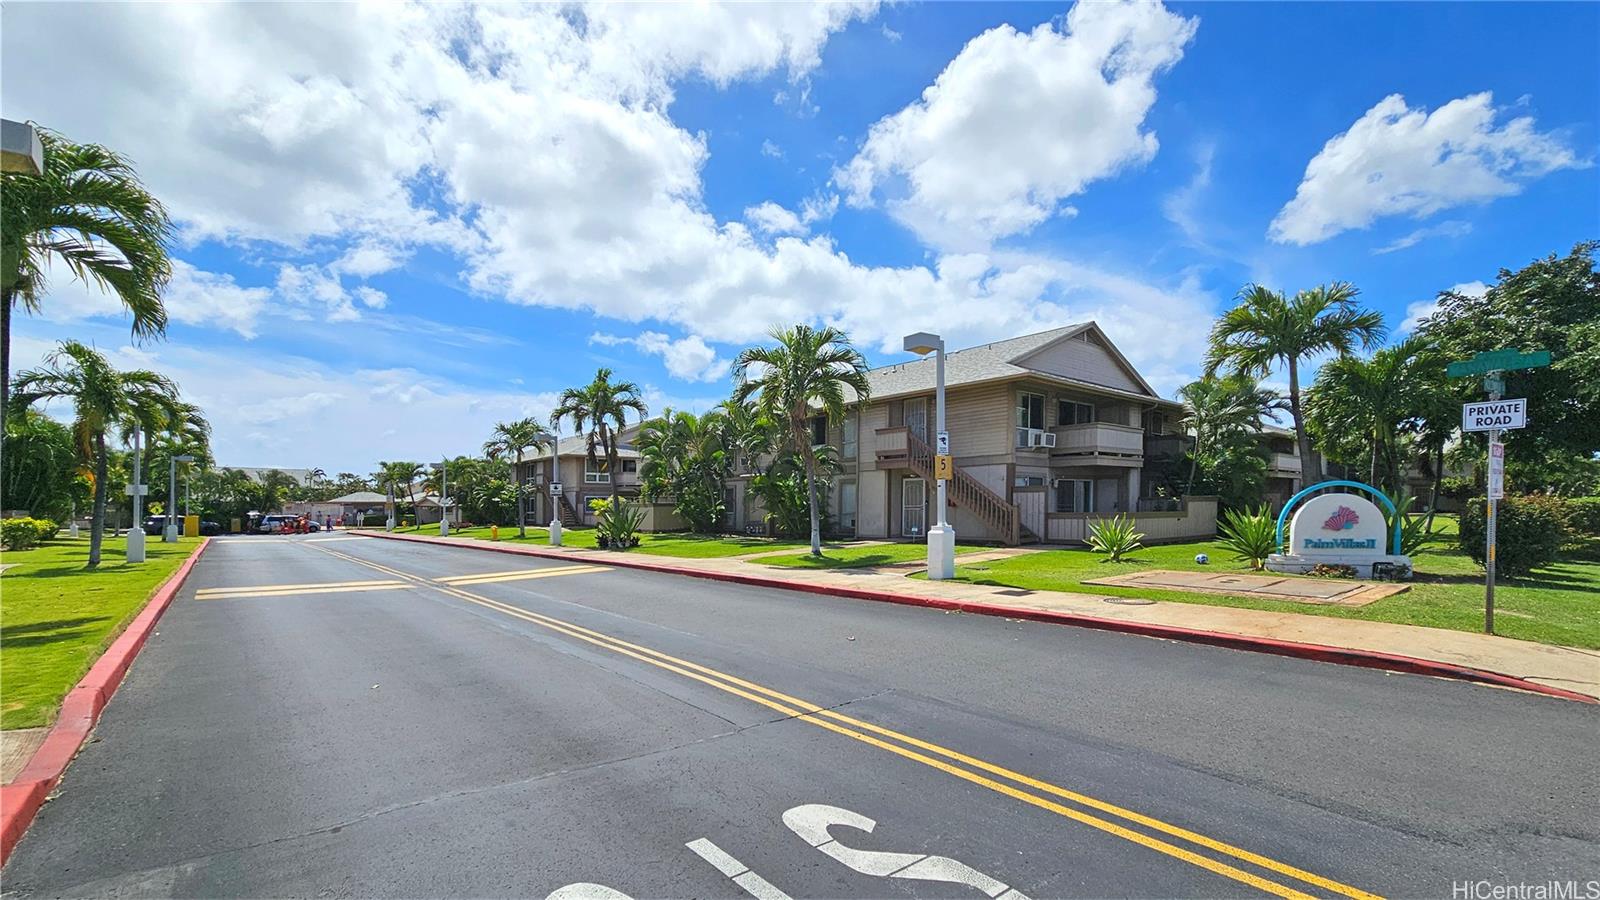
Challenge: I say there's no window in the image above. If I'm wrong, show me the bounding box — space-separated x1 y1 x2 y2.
1015 391 1045 447
621 459 637 474
842 412 858 460
1058 400 1095 425
584 458 610 483
1055 479 1095 513
810 415 828 448
1014 475 1045 487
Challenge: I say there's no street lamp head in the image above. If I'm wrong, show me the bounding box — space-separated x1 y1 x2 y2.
174 455 196 463
903 331 943 356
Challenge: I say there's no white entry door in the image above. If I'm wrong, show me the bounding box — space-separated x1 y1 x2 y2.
902 478 926 537
904 398 928 443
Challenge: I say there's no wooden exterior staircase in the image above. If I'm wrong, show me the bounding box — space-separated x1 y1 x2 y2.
876 426 1035 545
557 494 582 527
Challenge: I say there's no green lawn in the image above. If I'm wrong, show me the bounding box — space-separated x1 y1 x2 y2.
389 524 812 558
1 535 202 729
759 543 990 569
915 525 1600 649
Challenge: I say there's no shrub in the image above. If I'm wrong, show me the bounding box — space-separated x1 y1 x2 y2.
589 498 644 550
1379 492 1436 557
33 519 60 542
2 517 44 551
1085 514 1143 562
1308 563 1357 579
1566 497 1600 537
1458 495 1567 578
1216 505 1276 570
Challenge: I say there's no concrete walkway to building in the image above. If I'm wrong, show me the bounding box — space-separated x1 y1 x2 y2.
358 531 1600 701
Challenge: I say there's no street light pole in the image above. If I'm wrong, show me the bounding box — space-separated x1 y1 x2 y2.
439 457 450 537
127 425 146 562
904 332 954 580
165 454 195 541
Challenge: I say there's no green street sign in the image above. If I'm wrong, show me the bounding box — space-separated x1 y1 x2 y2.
1446 348 1552 379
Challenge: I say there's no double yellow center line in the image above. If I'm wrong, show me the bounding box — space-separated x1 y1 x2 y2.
304 542 1379 900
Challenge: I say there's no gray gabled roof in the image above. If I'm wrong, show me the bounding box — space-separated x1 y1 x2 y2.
515 433 641 465
858 323 1174 406
327 491 388 504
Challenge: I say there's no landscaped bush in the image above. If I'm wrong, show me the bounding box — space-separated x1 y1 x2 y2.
2 517 50 551
1085 514 1143 562
1308 563 1357 579
1216 505 1276 570
1459 495 1568 577
1566 497 1600 537
32 519 60 542
589 497 644 550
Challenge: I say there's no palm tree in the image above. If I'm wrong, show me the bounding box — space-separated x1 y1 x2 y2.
1 128 173 435
1177 372 1284 495
637 408 731 533
1304 337 1446 498
11 340 183 567
483 417 555 537
550 368 648 509
1205 283 1386 482
734 324 870 556
375 461 424 527
307 467 326 486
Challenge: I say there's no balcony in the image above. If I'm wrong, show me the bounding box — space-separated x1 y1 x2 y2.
1051 422 1144 465
1268 451 1302 475
874 426 911 466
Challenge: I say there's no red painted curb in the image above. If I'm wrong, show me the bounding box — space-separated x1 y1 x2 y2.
1 538 212 865
356 530 1598 705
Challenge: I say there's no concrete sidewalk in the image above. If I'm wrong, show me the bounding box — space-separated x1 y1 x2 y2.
355 531 1600 702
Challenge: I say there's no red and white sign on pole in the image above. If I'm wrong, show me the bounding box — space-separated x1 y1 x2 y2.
1487 441 1505 500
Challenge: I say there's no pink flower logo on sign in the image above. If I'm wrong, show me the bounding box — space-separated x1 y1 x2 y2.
1322 506 1360 531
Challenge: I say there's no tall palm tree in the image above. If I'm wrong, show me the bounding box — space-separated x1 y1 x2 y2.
11 340 183 567
1 128 173 434
307 467 327 486
1304 336 1446 498
375 461 424 527
483 417 555 537
1205 283 1386 482
550 368 648 509
733 324 870 556
1177 372 1284 495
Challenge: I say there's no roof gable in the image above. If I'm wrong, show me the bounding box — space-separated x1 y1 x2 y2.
1008 323 1157 397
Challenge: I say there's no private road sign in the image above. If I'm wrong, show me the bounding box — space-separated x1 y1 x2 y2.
1463 399 1527 432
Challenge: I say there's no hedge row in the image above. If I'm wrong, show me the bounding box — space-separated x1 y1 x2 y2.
1 517 60 551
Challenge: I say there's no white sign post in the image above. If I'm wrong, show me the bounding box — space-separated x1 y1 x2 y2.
1463 389 1528 633
548 482 564 547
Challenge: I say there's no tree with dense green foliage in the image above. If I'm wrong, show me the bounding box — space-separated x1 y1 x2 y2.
638 408 731 533
1416 242 1600 489
1460 494 1568 577
11 341 188 567
2 409 87 521
1176 371 1282 507
734 325 870 556
374 461 424 525
550 369 648 509
1304 336 1451 498
1206 283 1387 483
1 128 174 441
483 417 555 537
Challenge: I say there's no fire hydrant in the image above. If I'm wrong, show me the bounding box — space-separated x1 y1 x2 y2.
490 524 500 541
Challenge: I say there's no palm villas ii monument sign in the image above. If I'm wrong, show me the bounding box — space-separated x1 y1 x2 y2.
1267 480 1412 579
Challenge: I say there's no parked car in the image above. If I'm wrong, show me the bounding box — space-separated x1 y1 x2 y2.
200 520 222 536
142 515 169 536
256 514 297 534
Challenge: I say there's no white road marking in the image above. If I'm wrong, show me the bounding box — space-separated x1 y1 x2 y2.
435 565 608 586
783 803 1028 899
686 838 795 900
545 884 634 900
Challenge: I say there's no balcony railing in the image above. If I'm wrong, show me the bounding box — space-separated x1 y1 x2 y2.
1268 451 1302 474
1052 422 1144 457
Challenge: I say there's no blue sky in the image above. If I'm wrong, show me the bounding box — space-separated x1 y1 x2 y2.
4 1 1595 474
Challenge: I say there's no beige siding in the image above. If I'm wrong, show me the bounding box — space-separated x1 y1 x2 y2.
857 470 889 538
1015 333 1146 394
944 383 1013 457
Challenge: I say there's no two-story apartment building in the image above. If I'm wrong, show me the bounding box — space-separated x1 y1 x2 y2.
514 434 643 527
723 323 1217 546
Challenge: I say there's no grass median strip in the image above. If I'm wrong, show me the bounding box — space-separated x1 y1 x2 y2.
305 540 1377 899
0 536 200 730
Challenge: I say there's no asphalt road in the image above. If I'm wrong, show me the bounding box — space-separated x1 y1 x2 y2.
4 534 1597 898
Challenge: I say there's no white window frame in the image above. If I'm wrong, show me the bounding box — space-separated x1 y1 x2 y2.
584 458 611 484
1016 391 1045 447
842 411 858 460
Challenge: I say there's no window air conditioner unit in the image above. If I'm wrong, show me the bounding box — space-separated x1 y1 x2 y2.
1032 431 1056 448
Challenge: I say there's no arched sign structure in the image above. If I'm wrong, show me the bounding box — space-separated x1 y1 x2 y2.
1275 479 1402 555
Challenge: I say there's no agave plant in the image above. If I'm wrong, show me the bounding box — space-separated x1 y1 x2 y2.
1085 514 1144 562
1216 505 1276 570
1380 492 1436 557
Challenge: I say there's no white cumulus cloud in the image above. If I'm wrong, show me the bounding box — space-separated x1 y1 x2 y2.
836 0 1196 247
1270 93 1586 245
